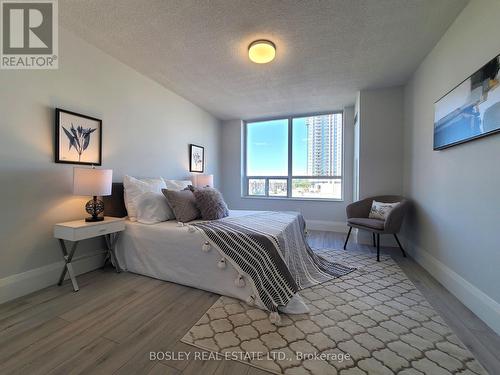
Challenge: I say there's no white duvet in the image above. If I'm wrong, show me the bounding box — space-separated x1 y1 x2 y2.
115 210 309 314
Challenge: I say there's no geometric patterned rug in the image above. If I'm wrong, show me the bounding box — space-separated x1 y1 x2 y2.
181 250 487 375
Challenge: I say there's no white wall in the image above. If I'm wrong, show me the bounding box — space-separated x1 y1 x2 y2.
403 0 500 335
220 107 355 229
358 87 405 198
0 29 221 302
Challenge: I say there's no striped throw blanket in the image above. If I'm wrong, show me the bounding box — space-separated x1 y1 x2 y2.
192 211 355 312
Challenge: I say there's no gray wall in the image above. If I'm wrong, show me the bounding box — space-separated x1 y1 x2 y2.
358 87 405 198
403 0 500 333
351 87 405 246
220 107 355 225
0 29 221 283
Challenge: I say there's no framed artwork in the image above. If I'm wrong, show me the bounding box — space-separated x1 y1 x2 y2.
434 54 500 150
189 144 204 172
55 108 102 165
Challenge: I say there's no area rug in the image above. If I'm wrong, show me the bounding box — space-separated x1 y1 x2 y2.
181 250 487 375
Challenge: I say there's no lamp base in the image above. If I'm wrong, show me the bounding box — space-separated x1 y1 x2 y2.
85 196 105 222
85 216 104 222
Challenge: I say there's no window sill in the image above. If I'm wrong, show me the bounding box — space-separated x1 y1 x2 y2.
241 195 344 203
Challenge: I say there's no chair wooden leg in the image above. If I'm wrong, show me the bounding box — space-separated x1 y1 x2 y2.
376 233 380 262
343 227 352 250
394 234 406 257
372 232 376 247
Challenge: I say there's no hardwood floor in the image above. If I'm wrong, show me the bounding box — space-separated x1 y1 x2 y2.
0 231 498 374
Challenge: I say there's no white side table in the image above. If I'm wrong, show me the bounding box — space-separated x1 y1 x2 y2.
54 217 125 291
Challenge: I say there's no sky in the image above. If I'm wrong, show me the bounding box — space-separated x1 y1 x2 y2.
246 118 308 176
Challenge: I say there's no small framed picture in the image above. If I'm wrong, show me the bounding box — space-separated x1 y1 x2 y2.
189 144 205 172
55 108 102 165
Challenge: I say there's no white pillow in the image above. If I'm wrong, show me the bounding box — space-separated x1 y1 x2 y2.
123 175 166 221
136 192 175 224
163 179 192 190
368 201 399 220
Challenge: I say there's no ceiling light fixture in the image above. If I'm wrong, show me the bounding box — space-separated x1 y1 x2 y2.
248 40 276 64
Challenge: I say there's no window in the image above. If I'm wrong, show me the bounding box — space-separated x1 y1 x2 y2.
244 112 343 200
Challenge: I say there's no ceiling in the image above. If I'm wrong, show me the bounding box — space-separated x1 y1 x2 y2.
60 0 468 120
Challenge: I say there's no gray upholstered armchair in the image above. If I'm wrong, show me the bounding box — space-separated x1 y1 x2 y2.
344 195 409 261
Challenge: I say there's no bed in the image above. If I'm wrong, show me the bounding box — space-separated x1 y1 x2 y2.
115 210 308 314
104 183 354 320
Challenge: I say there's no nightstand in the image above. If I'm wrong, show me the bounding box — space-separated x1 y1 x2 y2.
54 217 126 291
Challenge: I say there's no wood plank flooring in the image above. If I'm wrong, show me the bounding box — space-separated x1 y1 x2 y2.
0 231 498 375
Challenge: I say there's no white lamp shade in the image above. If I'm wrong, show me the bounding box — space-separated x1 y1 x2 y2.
73 168 113 196
193 174 214 188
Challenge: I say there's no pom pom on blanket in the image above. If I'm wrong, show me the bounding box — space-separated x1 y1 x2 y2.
177 222 185 227
187 225 196 233
235 274 245 287
217 258 226 269
269 311 281 325
246 295 255 306
202 241 211 252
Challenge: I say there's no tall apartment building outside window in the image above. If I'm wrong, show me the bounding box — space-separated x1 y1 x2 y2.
245 112 343 200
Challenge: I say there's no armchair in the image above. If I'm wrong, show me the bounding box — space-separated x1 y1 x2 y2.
344 195 409 261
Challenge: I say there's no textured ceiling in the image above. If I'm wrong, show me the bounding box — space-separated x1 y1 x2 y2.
60 0 468 120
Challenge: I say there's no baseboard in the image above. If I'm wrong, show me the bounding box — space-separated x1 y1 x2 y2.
306 220 349 233
0 250 106 304
403 238 500 336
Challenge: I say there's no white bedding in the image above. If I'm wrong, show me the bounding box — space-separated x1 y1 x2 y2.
115 210 308 314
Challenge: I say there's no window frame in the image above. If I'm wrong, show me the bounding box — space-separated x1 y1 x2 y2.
243 110 344 201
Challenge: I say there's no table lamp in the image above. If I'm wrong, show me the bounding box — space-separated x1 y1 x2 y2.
73 167 113 222
193 174 214 188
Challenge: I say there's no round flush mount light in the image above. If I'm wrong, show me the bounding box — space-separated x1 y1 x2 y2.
248 40 276 64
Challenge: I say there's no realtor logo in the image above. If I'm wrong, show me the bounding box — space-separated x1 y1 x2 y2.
1 0 58 69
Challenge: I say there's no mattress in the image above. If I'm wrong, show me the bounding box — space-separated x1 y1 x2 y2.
115 210 308 314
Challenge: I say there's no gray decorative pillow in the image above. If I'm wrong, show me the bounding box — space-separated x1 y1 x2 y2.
161 188 200 223
191 187 229 220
